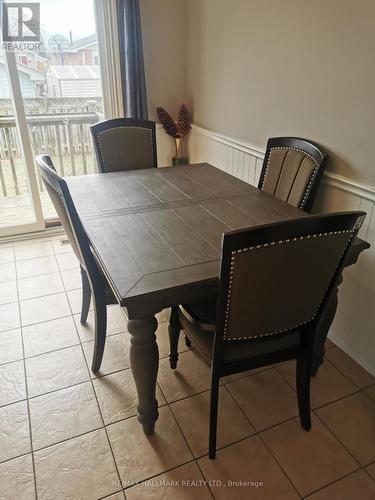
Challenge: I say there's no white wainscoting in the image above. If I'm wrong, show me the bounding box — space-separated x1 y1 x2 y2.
187 124 375 376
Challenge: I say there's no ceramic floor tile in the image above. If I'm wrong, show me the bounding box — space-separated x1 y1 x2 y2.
23 316 79 357
156 321 188 359
103 492 125 500
26 345 89 397
0 453 35 499
16 255 58 279
325 338 335 349
93 368 166 425
82 333 131 378
67 288 92 315
74 305 127 342
51 237 73 255
34 429 119 499
276 359 358 408
56 251 79 271
20 292 71 326
0 328 23 364
326 347 375 389
30 381 102 450
261 415 359 496
306 469 375 500
0 280 17 305
0 360 26 407
107 405 193 483
227 368 298 431
0 246 14 264
0 401 31 463
316 392 375 466
365 462 375 480
14 241 53 261
222 366 270 384
18 272 64 301
126 462 212 500
61 268 82 290
158 350 212 403
364 385 375 402
0 302 20 332
198 435 299 500
0 261 16 282
156 308 171 323
171 385 254 457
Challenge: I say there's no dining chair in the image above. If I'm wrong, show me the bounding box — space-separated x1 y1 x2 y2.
168 211 365 458
91 118 157 173
258 137 326 212
36 154 117 372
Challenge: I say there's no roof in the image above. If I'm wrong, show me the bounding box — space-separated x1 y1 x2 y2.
0 57 45 80
47 65 100 80
69 34 96 51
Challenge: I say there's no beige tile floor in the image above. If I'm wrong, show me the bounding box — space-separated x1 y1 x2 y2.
0 234 375 499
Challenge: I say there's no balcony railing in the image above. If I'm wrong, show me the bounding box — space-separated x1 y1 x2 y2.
0 111 102 198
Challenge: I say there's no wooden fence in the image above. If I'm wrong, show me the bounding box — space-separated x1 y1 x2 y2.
0 111 102 197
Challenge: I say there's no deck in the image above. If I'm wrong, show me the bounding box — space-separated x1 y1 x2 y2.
0 192 56 229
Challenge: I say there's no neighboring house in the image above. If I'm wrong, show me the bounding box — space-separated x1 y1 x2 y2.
49 34 99 66
46 65 101 97
16 51 49 74
0 59 46 98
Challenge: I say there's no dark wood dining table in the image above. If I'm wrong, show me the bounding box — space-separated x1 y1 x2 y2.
66 163 369 435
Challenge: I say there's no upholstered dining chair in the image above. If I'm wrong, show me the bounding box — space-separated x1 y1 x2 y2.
91 118 157 173
258 137 326 212
36 154 117 372
168 211 365 458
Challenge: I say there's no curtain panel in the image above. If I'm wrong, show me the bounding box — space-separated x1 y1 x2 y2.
116 0 148 119
94 0 148 120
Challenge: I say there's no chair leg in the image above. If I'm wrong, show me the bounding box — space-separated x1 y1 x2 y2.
91 286 107 373
168 306 181 369
296 354 312 431
184 335 192 347
80 265 91 324
209 373 220 459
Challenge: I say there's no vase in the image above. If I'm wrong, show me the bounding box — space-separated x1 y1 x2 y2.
172 137 188 166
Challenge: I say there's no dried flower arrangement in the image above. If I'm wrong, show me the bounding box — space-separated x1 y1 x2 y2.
156 104 191 165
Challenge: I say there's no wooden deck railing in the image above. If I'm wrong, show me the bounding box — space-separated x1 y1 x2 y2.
0 112 102 197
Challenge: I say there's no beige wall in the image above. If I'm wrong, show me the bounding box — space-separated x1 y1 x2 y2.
140 0 188 121
186 0 375 186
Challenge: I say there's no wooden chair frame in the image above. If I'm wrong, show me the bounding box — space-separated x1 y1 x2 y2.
258 137 327 212
90 118 157 173
169 211 365 459
36 154 117 372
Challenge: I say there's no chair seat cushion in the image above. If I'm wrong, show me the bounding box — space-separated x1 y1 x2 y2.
178 298 301 364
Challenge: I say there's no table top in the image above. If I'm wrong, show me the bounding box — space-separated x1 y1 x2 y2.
66 164 306 315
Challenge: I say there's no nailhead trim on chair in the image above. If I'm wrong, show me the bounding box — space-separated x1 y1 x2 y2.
223 230 354 341
261 147 319 209
97 126 154 173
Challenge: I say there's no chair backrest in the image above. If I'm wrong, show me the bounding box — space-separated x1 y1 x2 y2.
36 155 100 279
215 212 365 355
91 118 157 173
258 137 326 212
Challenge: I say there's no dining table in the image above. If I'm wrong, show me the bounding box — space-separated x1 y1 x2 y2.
66 163 369 435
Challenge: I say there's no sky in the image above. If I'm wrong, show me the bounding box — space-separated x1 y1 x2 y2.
29 0 96 43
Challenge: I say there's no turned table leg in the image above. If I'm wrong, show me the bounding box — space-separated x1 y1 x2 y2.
128 315 159 435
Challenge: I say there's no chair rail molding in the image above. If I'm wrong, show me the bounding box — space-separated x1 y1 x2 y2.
188 124 375 376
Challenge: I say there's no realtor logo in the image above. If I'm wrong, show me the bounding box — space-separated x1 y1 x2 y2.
2 2 40 50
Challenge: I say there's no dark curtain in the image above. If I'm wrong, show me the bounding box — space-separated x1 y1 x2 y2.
116 0 148 119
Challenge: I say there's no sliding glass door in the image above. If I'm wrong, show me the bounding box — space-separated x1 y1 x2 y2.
0 0 104 236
